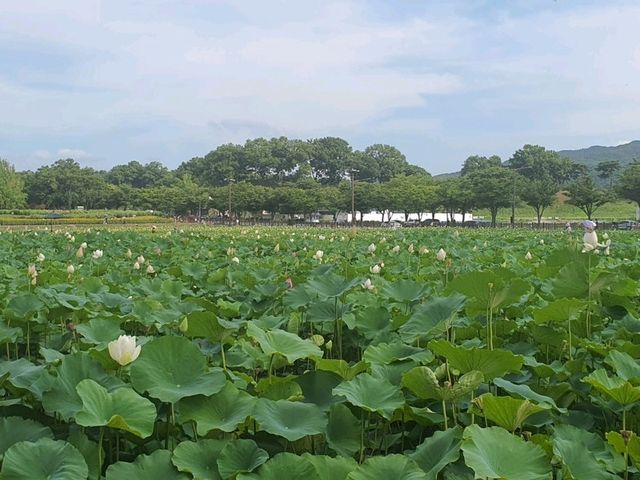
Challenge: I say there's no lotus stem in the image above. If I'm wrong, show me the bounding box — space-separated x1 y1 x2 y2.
442 399 448 430
97 427 105 480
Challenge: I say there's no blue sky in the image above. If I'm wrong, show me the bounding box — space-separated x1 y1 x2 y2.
1 0 639 174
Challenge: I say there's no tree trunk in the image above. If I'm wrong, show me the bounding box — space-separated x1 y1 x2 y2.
491 207 498 227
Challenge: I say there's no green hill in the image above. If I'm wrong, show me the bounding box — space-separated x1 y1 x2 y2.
558 140 640 170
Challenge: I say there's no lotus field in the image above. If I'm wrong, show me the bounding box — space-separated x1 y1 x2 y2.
3 225 640 479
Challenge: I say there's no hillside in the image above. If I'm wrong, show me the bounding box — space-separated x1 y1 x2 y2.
557 140 640 169
435 140 640 179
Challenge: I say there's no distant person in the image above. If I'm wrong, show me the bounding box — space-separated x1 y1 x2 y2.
565 222 572 233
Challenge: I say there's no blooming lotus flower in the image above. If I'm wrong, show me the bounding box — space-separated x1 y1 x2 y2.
391 245 400 253
436 248 447 261
92 249 103 259
368 243 376 254
313 250 324 261
231 257 240 264
67 264 75 274
108 335 141 366
525 251 532 260
226 247 235 257
137 255 145 264
408 244 415 253
81 242 88 249
370 264 381 274
319 235 326 240
28 264 37 278
133 261 140 270
36 253 45 262
146 264 155 274
419 246 429 255
362 278 374 290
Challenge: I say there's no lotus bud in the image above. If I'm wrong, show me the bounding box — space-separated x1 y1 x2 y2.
231 257 240 264
408 244 415 253
81 242 87 249
274 243 280 253
133 261 140 270
436 248 447 261
227 247 236 257
311 334 325 347
325 340 333 351
368 243 376 254
370 264 381 274
76 246 85 258
137 255 145 264
313 250 324 261
146 264 155 274
179 317 189 333
36 253 45 262
362 278 374 290
67 264 75 274
27 264 37 278
126 248 132 258
539 239 545 245
108 335 141 366
391 245 400 253
525 251 532 261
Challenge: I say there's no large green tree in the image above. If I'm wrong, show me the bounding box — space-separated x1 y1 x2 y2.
617 161 640 207
595 160 621 190
468 167 515 226
566 175 609 220
0 160 27 208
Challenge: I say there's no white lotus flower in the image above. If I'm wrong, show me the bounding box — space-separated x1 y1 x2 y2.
231 257 240 264
539 239 545 245
146 264 155 274
137 255 145 264
368 243 376 254
419 246 429 255
313 250 324 261
36 253 45 262
126 249 132 258
274 243 280 253
67 264 75 274
133 261 140 270
370 264 381 274
80 242 87 249
92 249 103 259
108 335 141 366
76 246 85 258
436 248 447 261
408 244 415 253
226 247 235 257
525 251 532 261
362 278 374 290
319 235 326 240
391 245 400 253
27 264 37 278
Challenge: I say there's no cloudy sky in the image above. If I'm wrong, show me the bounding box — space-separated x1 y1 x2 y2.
1 0 639 174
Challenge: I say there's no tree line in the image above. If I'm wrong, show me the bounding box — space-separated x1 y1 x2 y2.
1 137 639 224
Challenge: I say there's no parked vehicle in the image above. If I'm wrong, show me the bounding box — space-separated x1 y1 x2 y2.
421 218 441 226
612 220 638 230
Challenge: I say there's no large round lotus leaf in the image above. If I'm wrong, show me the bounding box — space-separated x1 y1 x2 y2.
399 294 466 343
584 368 640 406
75 318 123 347
75 379 157 438
380 280 427 303
67 430 102 480
363 342 432 365
346 455 428 480
178 382 256 435
172 440 229 480
5 292 44 320
246 323 323 363
605 350 640 383
130 335 226 403
429 340 523 380
0 321 21 344
409 427 462 480
301 453 358 480
0 417 53 457
42 352 124 421
0 438 88 480
237 453 319 480
474 393 548 432
305 273 359 298
295 370 343 410
553 424 621 480
217 439 269 478
106 449 189 480
461 425 551 480
332 373 405 420
253 398 327 441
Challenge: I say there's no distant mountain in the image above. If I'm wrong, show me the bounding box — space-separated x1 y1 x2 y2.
434 140 640 179
558 140 640 169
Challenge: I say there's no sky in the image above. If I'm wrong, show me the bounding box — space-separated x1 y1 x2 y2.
1 0 639 175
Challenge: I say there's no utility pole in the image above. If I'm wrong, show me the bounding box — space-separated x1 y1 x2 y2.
351 168 359 227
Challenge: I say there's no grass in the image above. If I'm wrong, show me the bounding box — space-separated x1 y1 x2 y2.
474 198 637 222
